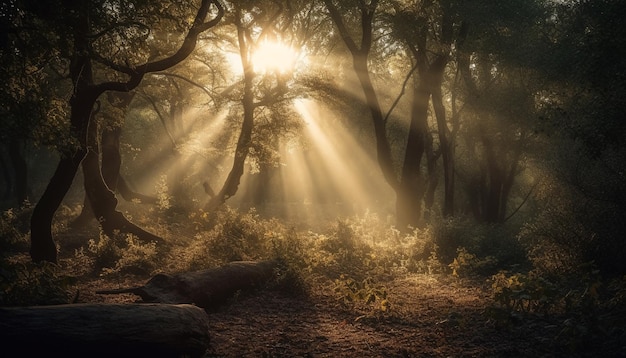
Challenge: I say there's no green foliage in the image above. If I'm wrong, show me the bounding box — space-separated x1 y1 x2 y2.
434 218 528 275
490 270 560 316
0 260 76 306
517 175 626 276
204 208 272 263
155 174 173 213
176 209 450 311
449 247 497 278
86 231 159 276
488 263 626 353
0 207 30 253
334 274 390 314
182 207 281 269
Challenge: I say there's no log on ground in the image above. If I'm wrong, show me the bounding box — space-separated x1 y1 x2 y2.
97 260 278 309
0 303 211 358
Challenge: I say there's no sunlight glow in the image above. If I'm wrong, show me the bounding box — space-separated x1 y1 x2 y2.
252 40 298 74
275 99 393 223
123 106 230 205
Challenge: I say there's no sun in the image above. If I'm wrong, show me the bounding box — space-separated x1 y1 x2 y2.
252 40 299 74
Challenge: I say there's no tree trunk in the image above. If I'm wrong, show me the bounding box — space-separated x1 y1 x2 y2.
0 303 211 358
71 113 101 229
30 10 96 263
30 88 93 263
396 82 430 230
100 123 122 191
117 176 158 204
206 22 255 211
30 150 86 263
82 141 163 243
29 0 224 263
430 58 454 218
353 55 399 192
97 260 278 310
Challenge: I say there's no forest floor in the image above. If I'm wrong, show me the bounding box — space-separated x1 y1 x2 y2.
5 216 620 358
73 263 613 358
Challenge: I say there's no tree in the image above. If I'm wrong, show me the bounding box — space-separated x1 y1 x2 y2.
322 0 411 227
18 0 224 263
386 0 466 224
322 0 461 229
205 0 304 211
0 0 68 207
450 0 546 223
525 0 626 274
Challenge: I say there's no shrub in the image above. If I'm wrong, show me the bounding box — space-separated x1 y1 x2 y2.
0 206 30 253
487 262 625 353
334 274 390 314
434 218 528 275
0 260 76 306
449 247 498 277
87 231 159 275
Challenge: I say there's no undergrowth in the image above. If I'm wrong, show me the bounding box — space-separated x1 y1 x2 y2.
487 263 626 354
3 203 626 354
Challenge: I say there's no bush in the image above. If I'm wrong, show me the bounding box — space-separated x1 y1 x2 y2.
487 263 626 353
0 260 76 306
87 231 159 275
434 218 528 275
519 174 626 277
0 206 30 253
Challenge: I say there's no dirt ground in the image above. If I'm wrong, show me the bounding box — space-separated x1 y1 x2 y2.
76 270 606 358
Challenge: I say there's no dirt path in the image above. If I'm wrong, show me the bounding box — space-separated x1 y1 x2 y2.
193 275 560 357
79 270 602 357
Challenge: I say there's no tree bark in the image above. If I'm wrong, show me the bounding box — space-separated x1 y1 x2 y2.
29 0 224 262
206 14 256 211
82 138 163 243
117 176 158 204
396 78 430 230
0 303 211 358
97 260 278 310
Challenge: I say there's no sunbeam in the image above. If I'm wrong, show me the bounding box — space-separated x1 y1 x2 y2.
265 98 394 225
121 106 230 207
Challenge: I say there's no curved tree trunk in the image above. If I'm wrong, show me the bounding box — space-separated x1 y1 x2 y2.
429 57 454 218
30 26 95 262
206 99 253 211
205 15 256 211
82 121 163 243
30 150 87 263
73 93 157 229
29 0 225 263
117 176 158 204
30 104 91 263
352 55 400 192
101 93 157 205
100 121 122 192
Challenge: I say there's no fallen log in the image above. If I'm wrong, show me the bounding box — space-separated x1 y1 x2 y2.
0 303 211 358
97 260 278 309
